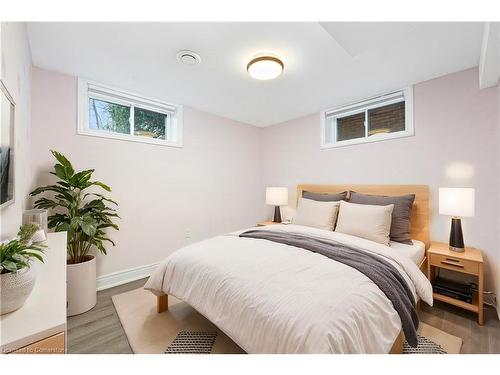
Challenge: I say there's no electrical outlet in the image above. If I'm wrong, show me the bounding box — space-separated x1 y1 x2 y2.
185 228 191 239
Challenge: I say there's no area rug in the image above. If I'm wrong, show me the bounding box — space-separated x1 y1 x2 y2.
112 287 462 354
111 287 244 354
165 331 218 354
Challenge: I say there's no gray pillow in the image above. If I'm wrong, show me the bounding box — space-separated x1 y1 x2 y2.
302 191 348 202
348 191 415 245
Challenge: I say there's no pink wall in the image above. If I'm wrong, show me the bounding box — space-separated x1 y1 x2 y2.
30 67 265 279
30 65 500 297
261 68 500 291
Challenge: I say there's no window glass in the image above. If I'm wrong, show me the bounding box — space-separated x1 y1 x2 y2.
88 98 130 135
336 112 365 142
368 101 405 137
134 107 167 140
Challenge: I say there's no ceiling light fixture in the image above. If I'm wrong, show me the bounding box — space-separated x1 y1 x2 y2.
247 56 284 80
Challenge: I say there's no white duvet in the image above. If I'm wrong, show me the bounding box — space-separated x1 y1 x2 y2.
145 224 433 354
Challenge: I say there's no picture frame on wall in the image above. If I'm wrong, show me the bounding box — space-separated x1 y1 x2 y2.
0 80 15 209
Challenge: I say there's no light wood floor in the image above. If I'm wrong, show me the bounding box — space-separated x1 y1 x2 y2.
67 278 500 354
67 279 146 354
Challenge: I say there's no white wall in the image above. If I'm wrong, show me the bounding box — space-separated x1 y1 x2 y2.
30 67 265 278
0 23 32 239
261 68 500 292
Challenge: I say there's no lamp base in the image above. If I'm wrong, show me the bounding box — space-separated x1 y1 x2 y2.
273 206 282 223
449 217 465 252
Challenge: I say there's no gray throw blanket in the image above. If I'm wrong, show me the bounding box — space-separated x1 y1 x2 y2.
239 230 419 347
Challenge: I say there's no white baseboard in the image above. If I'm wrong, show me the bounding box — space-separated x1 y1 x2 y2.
96 262 159 291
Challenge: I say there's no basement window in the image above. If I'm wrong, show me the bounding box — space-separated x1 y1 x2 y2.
321 88 413 148
77 78 183 147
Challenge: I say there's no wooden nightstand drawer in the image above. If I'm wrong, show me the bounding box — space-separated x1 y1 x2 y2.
429 253 479 275
427 242 484 325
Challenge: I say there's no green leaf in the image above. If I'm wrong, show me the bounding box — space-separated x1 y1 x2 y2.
83 199 106 211
71 169 95 188
32 197 59 210
83 193 118 206
70 217 83 231
31 185 74 203
49 150 75 182
53 164 71 182
30 185 62 196
81 216 97 237
22 251 44 263
51 150 74 173
97 236 116 246
48 213 70 229
90 181 111 192
12 253 28 263
2 260 18 272
97 223 119 231
56 181 71 188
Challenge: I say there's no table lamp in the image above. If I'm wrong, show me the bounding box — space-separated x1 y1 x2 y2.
265 187 288 223
439 187 475 252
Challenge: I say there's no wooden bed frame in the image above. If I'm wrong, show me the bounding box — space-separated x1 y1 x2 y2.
296 184 430 248
157 184 430 354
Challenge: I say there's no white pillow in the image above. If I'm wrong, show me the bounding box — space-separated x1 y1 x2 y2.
335 200 394 245
294 198 340 231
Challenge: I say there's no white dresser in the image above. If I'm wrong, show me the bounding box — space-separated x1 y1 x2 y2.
1 232 67 354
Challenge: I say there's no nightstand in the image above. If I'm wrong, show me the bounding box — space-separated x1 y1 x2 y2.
256 221 281 226
427 242 484 325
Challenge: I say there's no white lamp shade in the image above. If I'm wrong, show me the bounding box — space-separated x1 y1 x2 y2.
265 187 288 206
439 188 475 217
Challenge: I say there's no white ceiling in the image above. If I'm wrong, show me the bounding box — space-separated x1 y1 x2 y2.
27 22 484 127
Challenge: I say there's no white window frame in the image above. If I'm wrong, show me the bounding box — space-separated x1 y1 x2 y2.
320 87 414 149
77 78 183 147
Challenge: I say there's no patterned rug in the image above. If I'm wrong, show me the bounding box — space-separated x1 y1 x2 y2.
403 334 447 354
165 331 218 354
165 331 448 354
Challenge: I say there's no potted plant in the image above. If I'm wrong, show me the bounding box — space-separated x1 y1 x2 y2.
30 150 119 316
0 224 45 315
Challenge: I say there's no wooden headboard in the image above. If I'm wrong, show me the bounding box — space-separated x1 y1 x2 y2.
296 184 430 249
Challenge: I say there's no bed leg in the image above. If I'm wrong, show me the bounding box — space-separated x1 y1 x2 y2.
389 331 404 354
157 295 169 313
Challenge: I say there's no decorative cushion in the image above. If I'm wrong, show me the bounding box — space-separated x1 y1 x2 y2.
348 191 416 245
302 191 348 202
335 200 394 245
294 198 340 231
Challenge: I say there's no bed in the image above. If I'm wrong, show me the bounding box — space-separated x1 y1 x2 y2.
145 184 433 353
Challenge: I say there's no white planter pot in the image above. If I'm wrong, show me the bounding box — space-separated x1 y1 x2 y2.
67 256 96 316
0 267 36 315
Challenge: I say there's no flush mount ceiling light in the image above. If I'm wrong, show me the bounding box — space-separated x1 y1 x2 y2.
176 50 201 65
247 56 284 80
